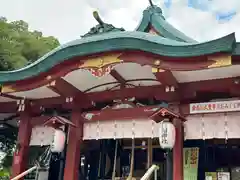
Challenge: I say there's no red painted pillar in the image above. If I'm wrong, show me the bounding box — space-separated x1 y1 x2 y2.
64 109 83 180
11 112 32 179
173 119 184 180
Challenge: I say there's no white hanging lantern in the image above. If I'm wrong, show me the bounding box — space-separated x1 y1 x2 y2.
158 120 176 149
51 129 66 153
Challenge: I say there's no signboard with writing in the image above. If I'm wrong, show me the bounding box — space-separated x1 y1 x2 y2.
218 172 230 180
205 172 217 180
184 147 199 180
190 100 240 114
158 121 176 149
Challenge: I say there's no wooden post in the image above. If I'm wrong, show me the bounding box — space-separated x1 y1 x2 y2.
173 119 183 180
63 109 83 180
147 138 153 169
166 150 173 180
10 112 32 180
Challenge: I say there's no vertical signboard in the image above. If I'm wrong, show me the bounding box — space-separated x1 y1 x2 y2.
184 147 199 180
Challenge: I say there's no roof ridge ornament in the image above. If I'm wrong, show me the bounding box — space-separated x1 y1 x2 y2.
93 11 104 26
145 0 163 17
149 0 154 6
82 11 125 38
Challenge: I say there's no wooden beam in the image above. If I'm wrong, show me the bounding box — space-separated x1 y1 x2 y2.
154 70 178 88
1 77 240 113
0 93 23 100
0 102 18 113
47 78 83 97
110 69 126 86
88 85 179 103
27 86 179 111
47 78 93 107
180 76 239 98
81 105 176 122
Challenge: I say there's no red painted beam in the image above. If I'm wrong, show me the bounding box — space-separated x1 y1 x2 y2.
88 85 179 102
0 101 18 113
154 70 178 87
1 51 231 94
47 78 93 108
0 93 23 100
0 77 239 113
31 116 51 127
82 105 187 123
28 85 178 110
82 105 159 121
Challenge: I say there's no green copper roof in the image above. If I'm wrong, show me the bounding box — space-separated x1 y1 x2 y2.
0 31 236 83
136 4 197 43
0 1 238 84
233 42 240 55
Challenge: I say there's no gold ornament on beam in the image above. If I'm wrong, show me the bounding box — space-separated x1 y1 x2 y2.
152 68 165 73
79 53 122 77
79 53 122 69
207 55 232 68
1 85 15 93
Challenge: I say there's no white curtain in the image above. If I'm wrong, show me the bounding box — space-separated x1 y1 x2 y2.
185 112 240 140
83 119 159 140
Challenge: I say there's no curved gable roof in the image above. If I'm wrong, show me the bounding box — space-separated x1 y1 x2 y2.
0 1 237 84
136 5 197 43
0 31 236 83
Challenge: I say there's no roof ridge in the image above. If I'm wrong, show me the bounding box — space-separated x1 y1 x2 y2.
136 3 197 43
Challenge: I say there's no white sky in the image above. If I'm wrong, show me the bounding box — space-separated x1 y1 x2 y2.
0 0 240 43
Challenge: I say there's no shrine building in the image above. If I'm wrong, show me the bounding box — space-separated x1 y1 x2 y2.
1 1 240 180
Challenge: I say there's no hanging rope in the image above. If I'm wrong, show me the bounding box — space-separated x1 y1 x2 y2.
127 138 135 180
112 140 118 180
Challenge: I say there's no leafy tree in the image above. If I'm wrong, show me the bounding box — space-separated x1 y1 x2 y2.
0 17 60 70
0 17 60 174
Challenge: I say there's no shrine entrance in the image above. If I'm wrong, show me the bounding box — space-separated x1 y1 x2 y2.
78 106 184 180
79 138 169 180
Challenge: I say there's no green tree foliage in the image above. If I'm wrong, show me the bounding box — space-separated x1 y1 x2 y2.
0 17 60 174
0 17 60 71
